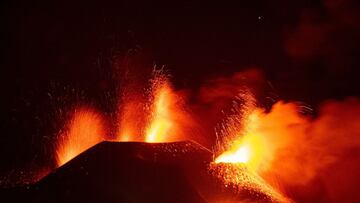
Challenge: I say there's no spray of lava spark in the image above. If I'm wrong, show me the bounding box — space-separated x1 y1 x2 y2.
212 91 291 202
116 68 193 143
56 69 193 167
213 90 269 171
215 110 269 172
56 107 106 166
145 70 176 142
117 95 146 142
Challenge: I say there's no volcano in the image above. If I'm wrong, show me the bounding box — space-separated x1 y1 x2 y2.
1 141 289 203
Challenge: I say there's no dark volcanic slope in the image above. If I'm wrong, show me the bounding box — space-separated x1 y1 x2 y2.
0 141 290 203
31 141 211 203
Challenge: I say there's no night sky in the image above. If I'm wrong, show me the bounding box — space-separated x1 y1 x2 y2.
1 0 360 184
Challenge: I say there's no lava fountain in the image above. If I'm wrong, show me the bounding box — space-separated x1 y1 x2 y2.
215 110 269 172
57 69 192 166
56 107 106 166
145 70 177 142
212 91 292 202
116 68 193 143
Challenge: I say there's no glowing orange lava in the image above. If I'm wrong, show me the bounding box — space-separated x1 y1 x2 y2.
145 83 173 142
116 69 191 143
145 71 177 142
117 99 145 142
213 98 292 202
56 107 106 166
215 110 270 172
57 69 193 167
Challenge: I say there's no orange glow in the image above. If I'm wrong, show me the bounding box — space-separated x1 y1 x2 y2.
145 84 173 142
115 69 195 143
215 109 270 172
145 71 177 142
209 163 291 202
214 100 306 180
117 99 145 142
214 98 360 201
212 98 295 201
56 107 106 166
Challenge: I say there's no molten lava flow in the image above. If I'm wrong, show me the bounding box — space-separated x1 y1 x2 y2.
56 107 106 166
145 71 176 142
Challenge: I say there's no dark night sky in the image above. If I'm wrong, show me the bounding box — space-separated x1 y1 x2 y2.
0 0 359 183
